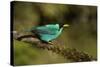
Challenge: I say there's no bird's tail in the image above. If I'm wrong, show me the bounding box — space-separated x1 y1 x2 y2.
16 35 37 41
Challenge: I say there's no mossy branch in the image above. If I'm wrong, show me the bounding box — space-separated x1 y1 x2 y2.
36 43 96 62
13 32 96 62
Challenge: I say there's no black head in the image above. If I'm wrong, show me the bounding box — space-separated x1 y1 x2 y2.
59 23 69 28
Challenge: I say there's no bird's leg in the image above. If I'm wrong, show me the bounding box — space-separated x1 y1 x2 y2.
41 40 54 45
48 41 54 45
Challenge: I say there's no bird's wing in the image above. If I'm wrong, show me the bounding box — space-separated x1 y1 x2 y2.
32 24 59 35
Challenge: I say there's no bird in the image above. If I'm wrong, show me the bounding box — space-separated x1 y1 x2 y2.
16 23 69 45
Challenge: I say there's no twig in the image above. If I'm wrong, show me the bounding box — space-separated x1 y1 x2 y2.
37 43 96 62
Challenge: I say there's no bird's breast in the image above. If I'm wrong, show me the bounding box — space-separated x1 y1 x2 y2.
40 28 63 42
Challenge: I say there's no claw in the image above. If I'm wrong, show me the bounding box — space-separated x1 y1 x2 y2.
48 42 54 45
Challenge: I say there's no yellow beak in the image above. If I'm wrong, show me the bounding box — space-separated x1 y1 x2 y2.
63 24 70 27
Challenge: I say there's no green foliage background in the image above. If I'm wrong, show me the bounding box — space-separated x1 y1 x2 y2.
12 1 97 66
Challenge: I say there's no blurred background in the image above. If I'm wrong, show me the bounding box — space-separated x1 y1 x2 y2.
12 1 97 66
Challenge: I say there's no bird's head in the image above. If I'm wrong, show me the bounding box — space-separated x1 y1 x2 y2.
59 24 70 28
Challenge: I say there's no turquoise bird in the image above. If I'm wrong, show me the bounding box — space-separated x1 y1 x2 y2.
17 24 69 44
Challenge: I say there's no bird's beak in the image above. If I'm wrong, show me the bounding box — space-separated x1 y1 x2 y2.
63 24 70 27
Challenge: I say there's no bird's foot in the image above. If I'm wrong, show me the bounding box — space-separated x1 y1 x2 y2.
48 42 54 45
